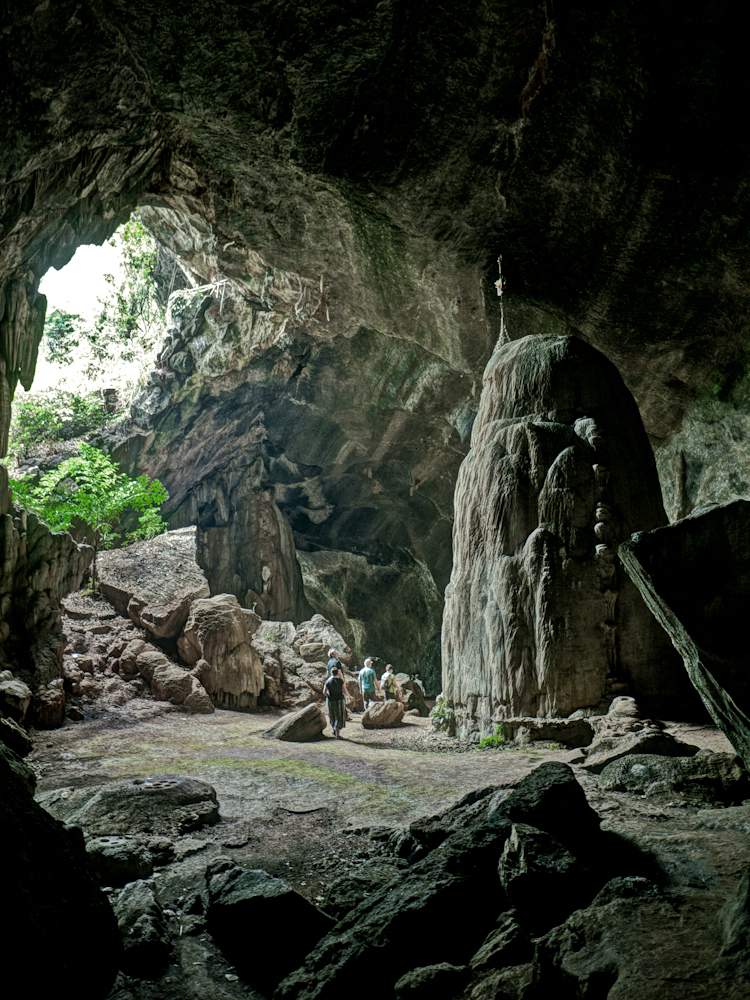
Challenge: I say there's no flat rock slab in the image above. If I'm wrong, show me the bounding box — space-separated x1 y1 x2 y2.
582 730 700 774
98 527 209 638
39 775 220 837
500 717 595 749
598 751 750 806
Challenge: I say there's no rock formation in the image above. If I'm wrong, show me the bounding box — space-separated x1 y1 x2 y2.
5 2 750 687
442 335 694 735
0 465 93 726
620 501 750 770
0 746 121 997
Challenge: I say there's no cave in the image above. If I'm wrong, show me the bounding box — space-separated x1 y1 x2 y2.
2 3 750 998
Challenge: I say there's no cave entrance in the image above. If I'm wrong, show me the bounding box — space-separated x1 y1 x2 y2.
7 213 183 467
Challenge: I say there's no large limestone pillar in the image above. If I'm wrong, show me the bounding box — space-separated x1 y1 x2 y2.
442 334 689 736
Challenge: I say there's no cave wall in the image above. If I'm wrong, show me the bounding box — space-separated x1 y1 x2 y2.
2 1 750 679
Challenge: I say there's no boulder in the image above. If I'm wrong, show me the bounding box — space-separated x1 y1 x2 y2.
362 699 405 729
0 742 36 796
39 775 220 837
598 751 750 806
277 764 603 1000
469 913 532 973
183 676 215 714
242 608 261 635
399 678 429 717
147 659 193 704
620 501 750 770
344 677 365 713
394 964 470 999
206 863 334 993
299 641 329 662
499 823 595 932
178 593 264 710
0 672 32 722
113 879 170 978
582 730 700 775
98 526 210 638
264 703 326 742
0 745 121 998
442 335 688 736
31 677 65 728
320 859 409 921
86 836 154 886
0 715 33 756
294 614 352 663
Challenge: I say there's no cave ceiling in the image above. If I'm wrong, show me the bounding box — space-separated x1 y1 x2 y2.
2 0 749 669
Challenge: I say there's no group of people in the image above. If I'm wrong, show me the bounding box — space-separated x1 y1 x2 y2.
322 648 401 739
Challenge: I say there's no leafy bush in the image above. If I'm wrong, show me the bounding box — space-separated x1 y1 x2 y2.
9 443 168 588
478 726 509 750
9 388 108 459
431 696 454 733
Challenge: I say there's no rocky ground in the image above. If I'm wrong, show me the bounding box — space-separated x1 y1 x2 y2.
20 694 750 1000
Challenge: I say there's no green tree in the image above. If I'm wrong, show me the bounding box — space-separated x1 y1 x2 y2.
42 309 82 365
9 443 169 589
86 214 166 385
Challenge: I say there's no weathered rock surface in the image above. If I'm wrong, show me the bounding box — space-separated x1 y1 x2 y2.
98 526 209 638
0 470 93 726
362 699 405 729
276 764 624 999
86 836 154 887
0 742 121 997
39 776 220 837
443 335 691 737
598 751 750 807
0 741 36 796
264 703 326 743
0 714 33 755
178 593 264 710
582 730 700 775
206 862 334 993
320 859 409 922
499 717 595 749
394 963 470 999
113 879 170 978
620 501 750 771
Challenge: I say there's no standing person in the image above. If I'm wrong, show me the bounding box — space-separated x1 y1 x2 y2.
358 657 379 710
327 649 342 676
323 667 347 739
381 663 401 701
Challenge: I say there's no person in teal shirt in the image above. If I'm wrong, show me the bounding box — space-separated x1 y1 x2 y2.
358 657 378 709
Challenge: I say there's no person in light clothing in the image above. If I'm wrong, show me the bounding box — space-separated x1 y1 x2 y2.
358 657 379 709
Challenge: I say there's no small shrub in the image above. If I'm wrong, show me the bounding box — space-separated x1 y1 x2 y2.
478 726 509 750
430 696 454 733
9 388 109 459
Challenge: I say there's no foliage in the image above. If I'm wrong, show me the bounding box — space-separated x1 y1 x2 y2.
8 443 168 588
265 633 279 643
42 309 82 365
124 507 169 545
430 696 453 733
478 726 509 750
37 214 167 401
8 388 108 459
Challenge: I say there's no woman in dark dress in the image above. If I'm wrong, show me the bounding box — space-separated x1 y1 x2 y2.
323 667 347 739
